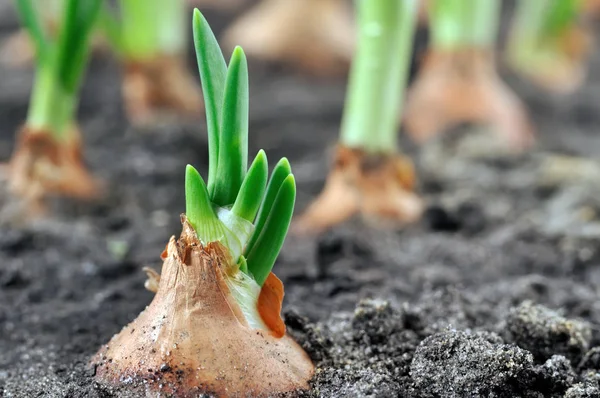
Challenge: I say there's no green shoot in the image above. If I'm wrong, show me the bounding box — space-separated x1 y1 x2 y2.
193 10 227 190
186 9 295 287
16 0 101 140
244 174 296 286
340 0 418 154
244 158 291 256
231 150 268 222
429 0 500 50
211 46 249 206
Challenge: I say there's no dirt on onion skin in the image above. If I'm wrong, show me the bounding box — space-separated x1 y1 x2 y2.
1 3 600 398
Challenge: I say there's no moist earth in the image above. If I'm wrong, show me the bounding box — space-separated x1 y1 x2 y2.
1 4 600 398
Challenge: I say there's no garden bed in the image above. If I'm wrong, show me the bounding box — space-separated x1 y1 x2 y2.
1 5 600 397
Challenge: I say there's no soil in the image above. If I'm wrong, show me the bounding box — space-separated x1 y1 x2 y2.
1 3 600 398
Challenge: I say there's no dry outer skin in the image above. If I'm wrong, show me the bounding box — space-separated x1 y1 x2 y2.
404 49 534 151
223 0 354 76
4 125 99 209
123 54 202 126
295 145 423 234
93 220 314 397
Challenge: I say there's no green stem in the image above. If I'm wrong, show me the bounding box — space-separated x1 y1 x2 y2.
27 64 74 138
26 0 100 139
118 0 186 60
430 0 500 50
340 0 418 154
119 0 159 60
157 0 187 55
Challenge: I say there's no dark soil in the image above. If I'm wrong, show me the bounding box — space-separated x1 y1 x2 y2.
1 3 600 397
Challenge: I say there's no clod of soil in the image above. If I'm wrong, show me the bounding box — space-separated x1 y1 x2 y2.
410 330 533 397
506 301 592 363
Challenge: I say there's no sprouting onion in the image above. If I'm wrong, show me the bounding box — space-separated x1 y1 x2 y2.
187 10 295 290
92 11 313 396
403 0 534 150
222 0 355 76
6 0 100 204
98 0 201 124
296 0 423 233
17 0 100 141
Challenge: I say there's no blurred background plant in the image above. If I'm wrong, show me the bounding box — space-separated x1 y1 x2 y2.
0 0 109 67
404 0 534 151
2 0 102 216
222 0 355 76
296 0 422 234
0 0 597 228
100 0 202 125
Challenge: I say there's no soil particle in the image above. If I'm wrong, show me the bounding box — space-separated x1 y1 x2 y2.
506 301 592 363
564 373 600 398
409 329 533 397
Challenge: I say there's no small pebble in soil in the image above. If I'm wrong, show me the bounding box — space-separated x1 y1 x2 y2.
506 301 591 363
159 363 171 372
410 329 533 397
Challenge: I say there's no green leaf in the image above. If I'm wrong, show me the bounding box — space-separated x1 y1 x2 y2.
192 9 228 192
211 46 249 206
244 158 291 256
55 0 102 94
14 0 50 64
244 174 296 286
231 150 268 222
185 164 218 236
